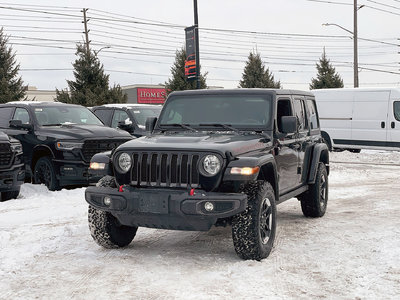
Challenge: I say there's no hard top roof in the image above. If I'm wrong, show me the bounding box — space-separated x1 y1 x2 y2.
169 88 314 97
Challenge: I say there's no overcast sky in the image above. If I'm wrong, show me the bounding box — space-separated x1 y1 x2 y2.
1 0 399 91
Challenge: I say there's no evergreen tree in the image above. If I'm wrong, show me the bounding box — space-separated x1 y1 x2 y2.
165 48 207 95
310 49 344 89
56 44 126 106
0 27 27 103
239 52 281 89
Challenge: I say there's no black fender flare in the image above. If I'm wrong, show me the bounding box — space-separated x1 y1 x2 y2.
308 143 329 184
90 151 113 176
223 155 279 200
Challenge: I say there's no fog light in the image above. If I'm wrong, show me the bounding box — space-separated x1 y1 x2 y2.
103 196 112 206
204 201 214 212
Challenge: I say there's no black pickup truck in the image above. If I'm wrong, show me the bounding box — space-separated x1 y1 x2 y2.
0 131 24 201
0 102 132 190
85 89 329 260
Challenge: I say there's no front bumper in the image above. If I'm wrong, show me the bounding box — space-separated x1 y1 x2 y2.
0 163 25 192
53 159 102 187
85 186 248 231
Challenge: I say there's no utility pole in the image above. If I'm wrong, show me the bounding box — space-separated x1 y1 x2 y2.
82 8 90 56
193 0 200 89
354 0 359 88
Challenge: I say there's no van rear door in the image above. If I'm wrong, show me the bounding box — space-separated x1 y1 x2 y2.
352 91 390 147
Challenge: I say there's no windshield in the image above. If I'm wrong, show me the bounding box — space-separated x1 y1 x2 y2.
158 95 273 129
129 106 162 126
33 106 103 126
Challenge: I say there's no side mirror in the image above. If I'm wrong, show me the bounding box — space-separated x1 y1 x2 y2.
117 120 134 132
9 119 33 131
145 117 157 133
280 116 297 134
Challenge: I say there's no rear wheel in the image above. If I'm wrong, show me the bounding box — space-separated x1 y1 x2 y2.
1 188 20 202
33 156 60 191
232 181 276 260
299 163 328 217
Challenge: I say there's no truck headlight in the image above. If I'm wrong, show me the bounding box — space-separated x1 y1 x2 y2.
55 141 83 150
201 155 221 176
10 142 23 155
118 152 131 173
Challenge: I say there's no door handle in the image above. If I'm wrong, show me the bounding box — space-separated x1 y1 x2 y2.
392 122 395 129
381 121 385 129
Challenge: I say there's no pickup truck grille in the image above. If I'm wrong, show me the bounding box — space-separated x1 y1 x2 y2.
0 143 12 167
82 139 130 162
130 152 201 188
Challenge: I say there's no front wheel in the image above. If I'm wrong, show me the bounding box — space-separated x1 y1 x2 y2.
299 163 328 218
232 181 277 261
88 175 138 248
33 156 60 191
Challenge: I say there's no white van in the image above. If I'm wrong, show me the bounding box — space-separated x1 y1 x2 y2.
312 88 400 152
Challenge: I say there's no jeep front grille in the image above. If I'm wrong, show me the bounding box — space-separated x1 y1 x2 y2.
0 143 12 167
82 139 129 162
130 152 200 188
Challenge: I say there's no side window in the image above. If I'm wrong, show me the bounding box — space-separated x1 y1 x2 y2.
276 99 293 132
93 109 113 125
0 107 14 127
394 101 400 121
111 110 130 128
13 108 30 124
305 99 319 129
293 99 306 132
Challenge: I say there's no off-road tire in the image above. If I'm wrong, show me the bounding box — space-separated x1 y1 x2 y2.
232 181 276 261
300 163 328 218
88 175 138 248
1 188 20 202
33 156 60 191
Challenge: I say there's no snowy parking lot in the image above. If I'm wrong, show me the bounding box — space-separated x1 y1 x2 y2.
1 151 400 299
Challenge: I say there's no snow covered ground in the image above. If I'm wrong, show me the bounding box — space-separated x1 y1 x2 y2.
1 151 400 299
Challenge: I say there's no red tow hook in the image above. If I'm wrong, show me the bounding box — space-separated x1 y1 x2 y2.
189 188 195 196
119 185 124 192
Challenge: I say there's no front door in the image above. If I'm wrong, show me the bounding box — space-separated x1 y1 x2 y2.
388 100 400 148
275 98 299 194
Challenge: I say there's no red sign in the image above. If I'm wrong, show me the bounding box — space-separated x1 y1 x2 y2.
137 88 166 104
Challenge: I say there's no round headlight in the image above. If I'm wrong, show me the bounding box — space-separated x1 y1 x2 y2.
118 153 131 173
202 155 221 176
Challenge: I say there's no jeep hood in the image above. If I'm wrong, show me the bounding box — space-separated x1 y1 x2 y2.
37 124 132 140
117 132 272 157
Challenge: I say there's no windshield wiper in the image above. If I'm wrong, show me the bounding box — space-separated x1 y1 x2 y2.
41 123 62 126
199 123 240 134
163 123 198 132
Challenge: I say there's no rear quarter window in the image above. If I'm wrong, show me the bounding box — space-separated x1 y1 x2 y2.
305 99 319 130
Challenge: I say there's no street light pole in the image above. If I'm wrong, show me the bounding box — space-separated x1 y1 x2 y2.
193 0 200 89
354 0 359 87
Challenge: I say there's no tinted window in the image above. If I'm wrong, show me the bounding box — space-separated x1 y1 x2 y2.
111 110 130 128
93 109 113 125
128 107 162 127
305 99 319 129
0 107 14 127
293 99 306 132
13 108 30 124
159 95 273 128
276 99 293 132
33 106 103 126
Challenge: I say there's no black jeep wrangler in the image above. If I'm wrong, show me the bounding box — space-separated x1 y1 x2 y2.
0 131 24 201
0 102 132 191
85 89 329 260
